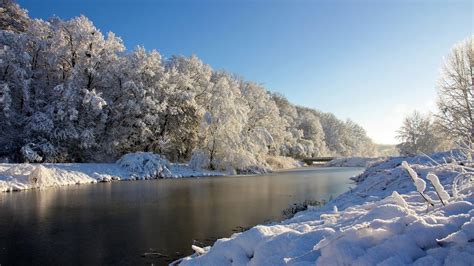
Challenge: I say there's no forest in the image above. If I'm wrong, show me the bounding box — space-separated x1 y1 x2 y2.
1 1 377 171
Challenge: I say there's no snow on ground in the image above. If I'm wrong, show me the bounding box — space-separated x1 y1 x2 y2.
325 156 385 167
178 151 474 265
0 152 222 192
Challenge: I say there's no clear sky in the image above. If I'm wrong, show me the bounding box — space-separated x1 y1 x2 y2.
18 0 473 144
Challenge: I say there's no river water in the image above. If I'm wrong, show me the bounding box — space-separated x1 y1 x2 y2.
0 167 363 265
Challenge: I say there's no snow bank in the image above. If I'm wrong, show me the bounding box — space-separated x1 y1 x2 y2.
325 156 385 167
179 151 474 265
0 152 222 192
0 163 98 192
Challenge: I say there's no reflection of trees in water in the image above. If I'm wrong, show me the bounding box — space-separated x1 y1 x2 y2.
1 168 362 265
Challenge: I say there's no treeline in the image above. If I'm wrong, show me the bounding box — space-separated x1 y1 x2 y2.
0 1 376 170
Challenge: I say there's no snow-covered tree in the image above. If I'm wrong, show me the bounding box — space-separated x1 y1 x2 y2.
192 72 248 171
319 112 349 155
436 37 474 143
165 55 213 106
271 93 300 156
159 55 212 161
0 29 31 159
104 47 166 159
295 107 328 157
0 83 12 123
240 82 286 159
396 111 447 156
0 0 29 33
0 2 379 167
343 119 376 156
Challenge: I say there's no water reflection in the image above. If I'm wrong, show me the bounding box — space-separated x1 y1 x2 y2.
0 167 363 265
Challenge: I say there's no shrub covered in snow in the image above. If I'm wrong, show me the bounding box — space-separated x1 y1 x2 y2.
116 152 174 179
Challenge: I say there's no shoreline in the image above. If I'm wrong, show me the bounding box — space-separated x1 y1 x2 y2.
0 162 225 193
0 160 337 193
178 151 474 265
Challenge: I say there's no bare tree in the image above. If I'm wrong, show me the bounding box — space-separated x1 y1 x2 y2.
436 37 474 143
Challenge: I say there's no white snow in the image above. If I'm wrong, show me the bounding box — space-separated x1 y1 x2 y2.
0 152 222 192
402 161 426 193
427 173 451 204
179 151 474 265
401 160 433 206
0 163 100 192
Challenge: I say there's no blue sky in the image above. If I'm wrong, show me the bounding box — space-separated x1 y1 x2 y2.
18 0 473 144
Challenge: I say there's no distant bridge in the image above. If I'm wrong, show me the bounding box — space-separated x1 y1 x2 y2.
302 157 335 165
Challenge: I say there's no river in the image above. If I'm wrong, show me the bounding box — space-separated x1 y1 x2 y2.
0 166 363 265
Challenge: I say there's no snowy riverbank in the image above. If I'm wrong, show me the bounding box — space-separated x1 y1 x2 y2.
0 152 222 192
0 152 304 192
178 151 474 265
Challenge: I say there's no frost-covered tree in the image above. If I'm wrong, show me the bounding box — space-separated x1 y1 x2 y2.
0 2 378 167
45 16 123 161
161 55 212 161
295 107 328 157
271 93 300 155
272 94 376 158
436 37 474 143
271 94 330 158
343 119 376 156
240 82 286 159
396 111 446 156
165 55 213 106
318 112 348 155
0 29 30 159
0 83 12 123
192 72 248 171
2 15 126 162
0 0 29 33
104 47 166 159
155 84 202 162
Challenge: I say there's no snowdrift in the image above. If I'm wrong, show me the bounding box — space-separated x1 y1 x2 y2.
179 151 474 265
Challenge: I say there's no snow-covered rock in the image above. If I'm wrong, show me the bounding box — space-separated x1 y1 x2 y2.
179 151 474 265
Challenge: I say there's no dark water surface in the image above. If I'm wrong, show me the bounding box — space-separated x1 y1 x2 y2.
0 167 363 265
